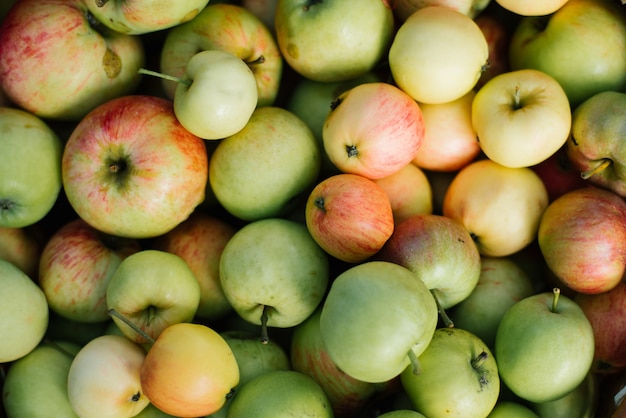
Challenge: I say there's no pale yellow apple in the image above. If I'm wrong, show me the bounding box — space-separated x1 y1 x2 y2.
373 163 433 224
388 6 488 104
413 90 481 172
472 69 572 168
442 159 549 257
392 0 492 22
496 0 570 16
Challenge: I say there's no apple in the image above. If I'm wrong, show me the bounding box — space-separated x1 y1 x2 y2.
377 412 427 418
2 341 82 418
373 163 433 225
225 370 333 417
376 213 482 322
305 173 395 263
209 106 321 222
495 0 570 16
508 0 626 107
495 288 595 403
322 82 425 180
575 282 626 374
442 158 549 257
274 0 395 83
0 107 63 229
151 211 236 321
320 261 439 383
566 90 626 198
290 308 388 417
391 0 492 22
67 334 150 418
140 322 240 417
106 249 201 344
530 144 588 203
142 49 258 140
472 69 572 168
388 5 489 104
242 0 278 29
488 401 539 418
530 371 598 418
38 218 141 324
401 328 500 418
62 95 208 239
219 218 329 342
0 225 43 279
0 0 145 121
411 90 480 172
449 255 536 350
85 0 210 35
159 3 283 107
0 259 48 363
537 186 626 294
474 11 512 90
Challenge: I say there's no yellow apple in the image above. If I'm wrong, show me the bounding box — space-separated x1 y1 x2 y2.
496 0 571 16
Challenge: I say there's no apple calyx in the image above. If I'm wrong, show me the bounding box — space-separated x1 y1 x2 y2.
551 287 561 313
137 68 192 88
345 144 359 158
0 199 14 212
430 289 454 328
303 0 323 12
108 308 156 345
313 196 327 214
580 158 612 180
470 350 491 389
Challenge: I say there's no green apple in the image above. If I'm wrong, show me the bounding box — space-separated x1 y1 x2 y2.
106 250 201 344
388 5 488 104
508 0 626 107
67 334 150 418
159 3 283 107
401 327 500 418
495 288 595 403
85 0 210 34
219 218 329 342
0 107 63 228
225 370 333 417
472 69 572 168
377 411 427 418
274 0 395 82
566 90 626 198
2 341 81 418
530 372 598 418
0 259 48 363
449 255 536 350
209 106 321 221
133 403 177 418
320 261 439 383
488 401 539 418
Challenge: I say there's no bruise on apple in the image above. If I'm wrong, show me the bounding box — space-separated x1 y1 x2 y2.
103 47 122 79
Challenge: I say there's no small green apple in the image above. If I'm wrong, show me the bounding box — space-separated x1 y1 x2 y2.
377 411 427 418
487 401 539 418
530 372 598 418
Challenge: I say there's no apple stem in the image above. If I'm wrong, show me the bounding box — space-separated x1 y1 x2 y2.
512 85 522 110
247 55 266 66
107 308 156 345
551 287 561 313
95 0 109 6
260 305 270 344
471 350 489 369
430 289 454 328
137 68 192 87
580 158 612 180
407 348 422 375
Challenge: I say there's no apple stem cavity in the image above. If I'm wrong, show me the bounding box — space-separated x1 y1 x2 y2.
580 158 612 180
107 308 156 345
551 287 561 313
407 348 422 375
430 289 454 328
137 68 192 87
260 305 270 344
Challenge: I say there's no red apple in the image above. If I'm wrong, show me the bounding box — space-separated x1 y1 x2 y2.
530 144 589 203
538 186 626 294
305 173 394 263
0 0 145 121
0 225 44 280
38 218 141 323
62 95 209 239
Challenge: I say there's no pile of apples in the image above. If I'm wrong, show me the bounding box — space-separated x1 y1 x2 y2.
1 0 626 416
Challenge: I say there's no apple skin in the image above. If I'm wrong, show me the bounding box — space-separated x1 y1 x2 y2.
495 289 595 404
209 106 321 222
305 173 395 264
0 107 64 229
0 225 44 280
38 218 141 324
443 159 549 257
151 211 236 321
530 371 597 418
0 259 49 363
530 144 588 203
537 186 626 294
575 282 626 374
322 82 425 180
391 0 491 22
160 3 283 107
242 0 278 29
62 95 208 239
472 69 572 168
566 90 626 198
274 0 395 83
0 0 145 121
85 0 210 35
508 0 626 108
488 401 539 418
495 0 570 16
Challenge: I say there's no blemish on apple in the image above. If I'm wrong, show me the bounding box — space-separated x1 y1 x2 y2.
102 47 122 79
